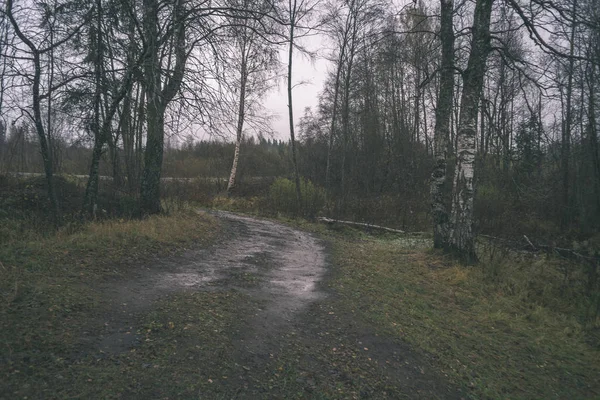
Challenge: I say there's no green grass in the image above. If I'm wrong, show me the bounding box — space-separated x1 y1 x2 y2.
1 208 219 279
4 290 241 399
322 231 600 399
3 198 599 399
1 209 220 399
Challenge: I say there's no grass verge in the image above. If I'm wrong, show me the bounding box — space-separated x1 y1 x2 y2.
3 289 241 399
320 229 600 399
3 206 599 399
1 210 219 399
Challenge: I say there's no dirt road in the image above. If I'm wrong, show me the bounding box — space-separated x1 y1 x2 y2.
81 211 462 399
94 211 326 353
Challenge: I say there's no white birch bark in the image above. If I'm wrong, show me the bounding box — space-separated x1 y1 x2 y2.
227 54 248 194
227 138 242 193
448 0 494 262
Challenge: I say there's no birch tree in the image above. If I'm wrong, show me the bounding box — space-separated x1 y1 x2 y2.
225 0 279 194
448 0 495 261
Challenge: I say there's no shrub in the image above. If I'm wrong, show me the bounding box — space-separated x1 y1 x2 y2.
267 177 325 218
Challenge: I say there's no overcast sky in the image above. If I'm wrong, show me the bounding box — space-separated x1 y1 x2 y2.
262 35 331 141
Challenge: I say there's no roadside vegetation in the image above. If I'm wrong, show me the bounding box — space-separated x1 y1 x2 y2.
322 228 600 399
1 174 600 398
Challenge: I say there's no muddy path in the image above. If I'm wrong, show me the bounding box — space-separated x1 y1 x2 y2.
89 211 326 354
82 211 462 399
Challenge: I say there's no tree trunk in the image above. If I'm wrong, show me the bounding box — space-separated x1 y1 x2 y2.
140 0 162 215
121 88 135 192
339 10 358 213
448 0 494 262
228 138 242 193
430 0 454 249
84 0 104 216
227 56 248 194
339 68 349 213
325 44 345 203
561 0 577 227
135 86 145 191
140 0 185 216
0 22 8 167
287 7 303 213
122 17 138 194
587 63 600 222
140 100 165 215
325 9 352 204
108 133 122 189
85 137 103 218
6 0 60 227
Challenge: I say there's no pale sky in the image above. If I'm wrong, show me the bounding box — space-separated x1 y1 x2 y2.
263 35 331 140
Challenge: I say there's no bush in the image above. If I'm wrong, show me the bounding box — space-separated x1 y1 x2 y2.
267 177 325 218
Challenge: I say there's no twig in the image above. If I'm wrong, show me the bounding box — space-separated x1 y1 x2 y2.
523 235 536 250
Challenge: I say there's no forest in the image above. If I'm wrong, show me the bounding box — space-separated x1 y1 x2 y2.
0 0 598 253
1 0 600 398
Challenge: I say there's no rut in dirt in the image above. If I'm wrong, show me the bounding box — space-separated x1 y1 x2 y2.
93 210 327 354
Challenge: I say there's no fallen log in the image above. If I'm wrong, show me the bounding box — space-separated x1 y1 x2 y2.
479 234 600 262
317 217 406 234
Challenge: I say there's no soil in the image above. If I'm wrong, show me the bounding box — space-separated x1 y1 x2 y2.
79 211 464 399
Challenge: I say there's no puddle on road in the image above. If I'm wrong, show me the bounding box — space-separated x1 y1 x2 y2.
153 211 327 318
159 271 217 287
96 210 327 355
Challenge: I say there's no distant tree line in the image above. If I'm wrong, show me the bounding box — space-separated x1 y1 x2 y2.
0 130 291 179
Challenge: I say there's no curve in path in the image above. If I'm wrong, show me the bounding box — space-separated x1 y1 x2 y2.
95 210 327 354
82 211 462 399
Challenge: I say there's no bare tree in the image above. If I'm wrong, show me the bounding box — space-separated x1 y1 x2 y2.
279 0 320 213
5 0 89 226
82 0 140 217
447 0 495 262
430 0 454 249
559 0 578 226
0 11 12 169
225 0 280 194
139 0 187 215
323 0 354 201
